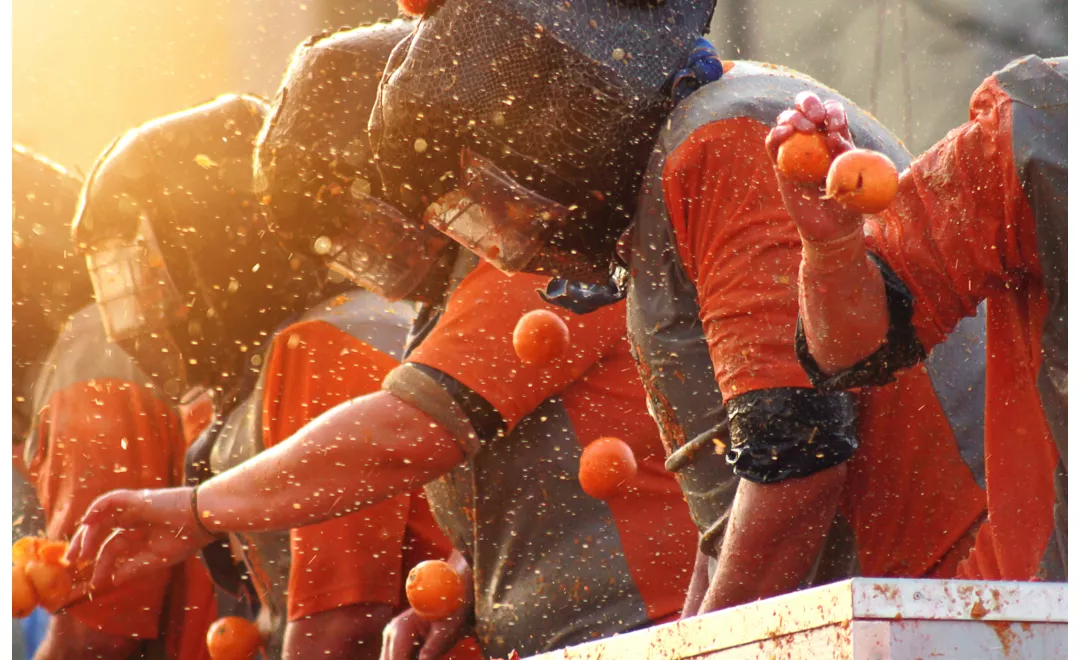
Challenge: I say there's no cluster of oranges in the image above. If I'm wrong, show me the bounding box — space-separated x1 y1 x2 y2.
12 537 74 617
399 311 642 625
776 130 899 214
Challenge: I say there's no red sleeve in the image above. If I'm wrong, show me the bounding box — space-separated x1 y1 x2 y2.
664 117 811 400
408 262 628 431
865 75 1039 349
260 319 451 618
28 379 184 639
261 319 401 447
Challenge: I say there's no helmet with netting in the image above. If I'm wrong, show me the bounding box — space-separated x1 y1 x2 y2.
371 0 717 280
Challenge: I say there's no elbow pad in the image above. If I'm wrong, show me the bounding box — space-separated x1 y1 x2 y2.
383 363 505 456
796 254 926 390
726 388 858 484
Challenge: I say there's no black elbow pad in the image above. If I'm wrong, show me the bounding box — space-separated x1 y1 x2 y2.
796 254 926 391
726 388 858 484
410 364 506 443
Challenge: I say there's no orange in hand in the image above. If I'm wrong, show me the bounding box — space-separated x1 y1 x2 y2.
13 564 38 618
13 537 42 568
25 559 72 611
825 149 899 214
206 616 262 660
513 309 570 366
578 437 638 500
406 560 466 621
776 131 832 184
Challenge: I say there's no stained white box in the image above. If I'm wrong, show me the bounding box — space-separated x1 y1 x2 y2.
529 579 1067 659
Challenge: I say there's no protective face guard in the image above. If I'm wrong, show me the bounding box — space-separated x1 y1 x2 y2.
422 150 571 273
319 191 450 301
84 219 186 343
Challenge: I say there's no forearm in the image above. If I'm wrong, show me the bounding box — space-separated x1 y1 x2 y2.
681 547 712 619
34 613 141 660
197 392 464 534
284 603 395 660
798 231 888 374
698 463 847 613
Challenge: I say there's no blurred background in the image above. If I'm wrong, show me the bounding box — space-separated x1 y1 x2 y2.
13 0 1068 172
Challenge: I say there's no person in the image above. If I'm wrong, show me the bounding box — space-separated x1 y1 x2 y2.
365 1 991 613
12 146 87 660
67 15 701 659
251 23 478 659
68 92 309 654
26 305 220 660
769 55 1067 582
15 147 219 658
62 81 461 660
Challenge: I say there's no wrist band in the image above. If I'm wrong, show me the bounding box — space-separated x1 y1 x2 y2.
189 486 217 537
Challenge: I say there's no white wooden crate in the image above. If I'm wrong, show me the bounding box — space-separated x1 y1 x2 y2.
528 579 1067 660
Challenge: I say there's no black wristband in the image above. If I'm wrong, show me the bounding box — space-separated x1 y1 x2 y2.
795 254 926 390
190 486 218 538
725 387 859 484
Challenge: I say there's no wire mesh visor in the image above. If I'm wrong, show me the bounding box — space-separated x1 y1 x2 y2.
422 150 571 273
316 190 450 302
84 218 186 343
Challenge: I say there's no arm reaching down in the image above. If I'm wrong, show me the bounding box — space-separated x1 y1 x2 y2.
699 463 847 613
67 391 465 592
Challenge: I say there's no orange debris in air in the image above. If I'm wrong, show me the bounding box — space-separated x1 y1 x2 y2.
406 560 466 621
513 309 570 366
578 437 638 500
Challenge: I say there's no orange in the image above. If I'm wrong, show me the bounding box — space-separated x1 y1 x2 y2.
13 537 42 568
206 616 262 660
578 437 638 500
38 541 70 566
777 131 832 184
825 149 899 214
513 309 570 366
397 0 433 17
25 559 72 611
13 565 38 618
405 560 466 621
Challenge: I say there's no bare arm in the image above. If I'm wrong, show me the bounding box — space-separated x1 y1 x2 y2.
33 613 141 660
698 463 847 613
197 391 464 533
68 391 465 592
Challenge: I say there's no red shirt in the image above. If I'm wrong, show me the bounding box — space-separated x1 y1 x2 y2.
406 263 697 636
863 67 1061 580
660 73 986 578
27 306 216 659
259 292 460 621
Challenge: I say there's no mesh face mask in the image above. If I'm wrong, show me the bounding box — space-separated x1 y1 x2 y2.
371 0 718 278
423 149 571 273
85 216 186 343
313 188 450 301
